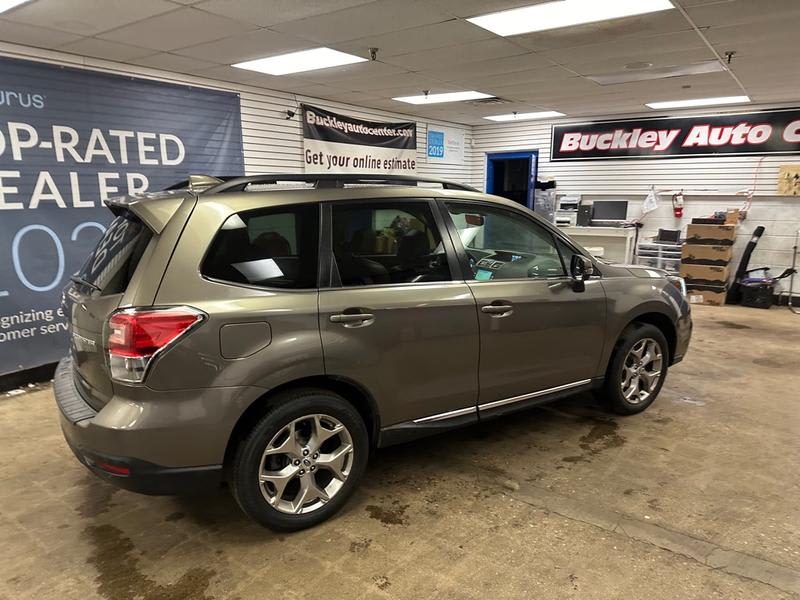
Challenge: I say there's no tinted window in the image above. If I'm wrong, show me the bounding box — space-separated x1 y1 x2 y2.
202 204 319 289
332 201 450 286
445 203 565 280
76 215 152 295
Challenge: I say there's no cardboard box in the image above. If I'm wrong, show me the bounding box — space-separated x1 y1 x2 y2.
685 224 737 246
686 288 727 306
681 244 734 265
680 263 731 286
725 209 740 224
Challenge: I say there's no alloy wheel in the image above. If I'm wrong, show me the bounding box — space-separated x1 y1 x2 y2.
620 337 663 405
258 414 354 515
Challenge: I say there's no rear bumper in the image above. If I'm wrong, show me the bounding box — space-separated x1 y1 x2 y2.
54 356 260 495
62 433 222 495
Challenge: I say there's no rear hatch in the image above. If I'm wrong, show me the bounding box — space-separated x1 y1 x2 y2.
63 190 187 410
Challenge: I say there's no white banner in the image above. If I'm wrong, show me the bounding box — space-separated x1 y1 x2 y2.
302 104 417 175
303 138 416 174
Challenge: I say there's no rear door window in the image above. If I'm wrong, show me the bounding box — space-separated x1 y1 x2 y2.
75 215 152 295
331 201 451 286
202 203 319 289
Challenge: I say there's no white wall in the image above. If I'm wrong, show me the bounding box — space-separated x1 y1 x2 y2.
471 109 800 196
2 42 798 297
0 43 474 187
472 112 800 297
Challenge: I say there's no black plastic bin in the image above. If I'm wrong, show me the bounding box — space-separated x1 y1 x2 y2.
740 282 774 309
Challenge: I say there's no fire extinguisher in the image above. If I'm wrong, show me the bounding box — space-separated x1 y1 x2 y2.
672 192 684 218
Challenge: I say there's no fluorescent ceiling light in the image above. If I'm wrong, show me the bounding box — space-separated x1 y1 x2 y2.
587 60 725 85
484 111 565 122
646 95 751 109
468 0 674 37
233 47 366 76
0 0 29 14
393 91 493 105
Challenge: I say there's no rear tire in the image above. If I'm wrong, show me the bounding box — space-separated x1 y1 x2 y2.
602 323 669 415
231 388 368 531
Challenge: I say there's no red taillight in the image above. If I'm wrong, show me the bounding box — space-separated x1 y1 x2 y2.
107 307 204 382
94 462 130 476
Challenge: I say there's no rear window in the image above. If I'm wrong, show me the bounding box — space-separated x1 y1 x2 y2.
202 204 319 289
76 215 152 295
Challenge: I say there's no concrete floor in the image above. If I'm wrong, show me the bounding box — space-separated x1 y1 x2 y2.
1 305 799 599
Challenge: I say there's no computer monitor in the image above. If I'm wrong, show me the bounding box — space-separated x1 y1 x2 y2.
591 200 628 223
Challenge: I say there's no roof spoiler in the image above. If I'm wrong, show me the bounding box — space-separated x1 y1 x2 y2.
104 191 189 234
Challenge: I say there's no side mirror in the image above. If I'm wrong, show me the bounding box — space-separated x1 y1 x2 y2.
570 254 594 292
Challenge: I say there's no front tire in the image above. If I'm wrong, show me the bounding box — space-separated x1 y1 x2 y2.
602 323 669 415
231 388 369 531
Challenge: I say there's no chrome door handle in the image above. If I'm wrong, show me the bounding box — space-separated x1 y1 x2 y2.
481 304 513 316
330 313 375 325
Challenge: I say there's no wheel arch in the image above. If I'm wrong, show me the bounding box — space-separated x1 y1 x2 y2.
222 375 380 475
607 309 677 373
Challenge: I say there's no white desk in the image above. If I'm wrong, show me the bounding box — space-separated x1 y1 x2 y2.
560 226 636 264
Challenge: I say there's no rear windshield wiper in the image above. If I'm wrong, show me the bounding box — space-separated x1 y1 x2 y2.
70 274 101 293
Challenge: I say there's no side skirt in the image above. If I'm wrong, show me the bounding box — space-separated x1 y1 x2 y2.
376 377 603 448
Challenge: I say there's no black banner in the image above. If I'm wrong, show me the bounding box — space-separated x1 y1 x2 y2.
302 104 415 149
551 108 800 161
301 104 417 174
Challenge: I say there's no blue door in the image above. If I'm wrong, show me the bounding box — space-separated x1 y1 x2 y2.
485 151 539 210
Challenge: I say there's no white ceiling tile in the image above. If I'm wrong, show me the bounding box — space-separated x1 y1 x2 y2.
3 0 176 36
511 10 692 52
417 52 551 81
56 38 154 62
131 52 219 73
687 0 800 27
333 19 492 58
194 0 378 27
284 60 406 84
338 72 443 93
449 65 577 88
0 18 81 47
487 77 602 101
568 48 718 76
541 31 708 67
98 7 257 52
271 0 453 44
175 28 311 63
386 38 527 71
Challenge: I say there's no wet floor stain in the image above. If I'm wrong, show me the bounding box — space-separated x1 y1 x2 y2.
349 538 372 553
164 511 186 522
76 481 118 518
562 420 625 463
752 356 796 369
715 321 751 330
372 575 391 590
365 500 409 526
85 524 215 600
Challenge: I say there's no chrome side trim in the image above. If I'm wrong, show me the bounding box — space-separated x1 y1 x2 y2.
413 406 477 424
478 379 592 411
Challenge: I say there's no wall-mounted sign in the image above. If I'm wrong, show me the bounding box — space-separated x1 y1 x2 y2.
427 125 465 165
0 56 244 376
551 108 800 161
302 104 416 174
